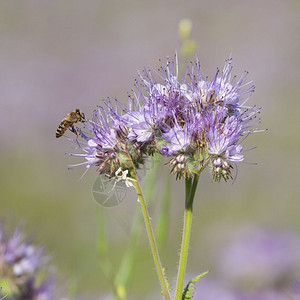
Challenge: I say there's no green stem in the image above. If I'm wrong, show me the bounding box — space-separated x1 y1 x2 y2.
131 169 171 300
114 156 162 299
174 174 200 300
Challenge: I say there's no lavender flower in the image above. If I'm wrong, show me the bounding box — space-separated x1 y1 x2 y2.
0 224 53 300
135 56 259 181
219 228 300 289
66 55 261 182
69 107 121 177
161 121 193 156
290 282 300 300
3 228 45 277
193 278 240 300
0 225 45 278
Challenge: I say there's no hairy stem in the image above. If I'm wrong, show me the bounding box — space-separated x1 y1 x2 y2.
174 174 200 300
113 156 161 298
131 169 171 300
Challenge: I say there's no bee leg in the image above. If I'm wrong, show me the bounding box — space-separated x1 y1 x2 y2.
69 126 79 137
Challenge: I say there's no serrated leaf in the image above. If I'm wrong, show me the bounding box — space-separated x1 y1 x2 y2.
181 270 209 300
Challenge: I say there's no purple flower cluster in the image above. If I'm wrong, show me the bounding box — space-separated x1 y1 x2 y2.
219 228 300 289
192 228 300 300
0 224 53 300
71 55 260 182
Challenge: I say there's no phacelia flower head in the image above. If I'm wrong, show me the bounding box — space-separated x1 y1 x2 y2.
0 224 54 300
135 56 261 181
0 225 45 278
66 55 261 183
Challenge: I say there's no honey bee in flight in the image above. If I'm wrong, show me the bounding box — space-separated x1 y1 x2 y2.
56 109 85 138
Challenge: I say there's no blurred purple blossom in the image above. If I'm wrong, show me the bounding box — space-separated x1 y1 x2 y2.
193 278 240 300
0 224 54 300
0 225 45 278
219 227 300 289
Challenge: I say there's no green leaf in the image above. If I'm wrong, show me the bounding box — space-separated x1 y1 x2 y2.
181 270 209 300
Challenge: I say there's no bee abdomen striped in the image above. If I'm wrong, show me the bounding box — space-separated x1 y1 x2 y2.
56 120 69 138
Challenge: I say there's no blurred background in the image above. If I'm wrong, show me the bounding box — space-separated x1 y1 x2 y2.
1 0 300 299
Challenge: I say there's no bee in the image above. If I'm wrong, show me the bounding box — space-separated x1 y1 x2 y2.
56 109 85 138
